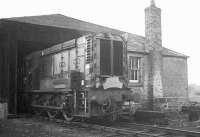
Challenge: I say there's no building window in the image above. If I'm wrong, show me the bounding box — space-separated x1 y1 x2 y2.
129 56 141 83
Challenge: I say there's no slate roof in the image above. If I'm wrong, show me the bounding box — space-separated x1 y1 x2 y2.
2 14 187 58
162 47 188 58
126 33 187 58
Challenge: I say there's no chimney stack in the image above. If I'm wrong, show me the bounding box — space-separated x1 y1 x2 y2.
145 0 163 109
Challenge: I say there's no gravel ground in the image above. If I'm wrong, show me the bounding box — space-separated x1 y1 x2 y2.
0 118 115 137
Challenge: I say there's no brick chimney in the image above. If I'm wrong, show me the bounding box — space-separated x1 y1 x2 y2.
145 0 163 109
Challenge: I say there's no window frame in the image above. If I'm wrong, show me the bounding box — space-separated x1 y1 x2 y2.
128 56 141 83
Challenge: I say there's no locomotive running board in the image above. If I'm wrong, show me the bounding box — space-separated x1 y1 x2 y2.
31 104 63 110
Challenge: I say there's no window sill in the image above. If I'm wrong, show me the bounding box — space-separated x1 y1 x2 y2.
128 82 143 87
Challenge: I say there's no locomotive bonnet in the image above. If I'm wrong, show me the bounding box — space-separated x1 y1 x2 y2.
24 33 133 121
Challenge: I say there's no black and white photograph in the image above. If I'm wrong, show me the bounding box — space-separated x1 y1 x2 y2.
0 0 200 136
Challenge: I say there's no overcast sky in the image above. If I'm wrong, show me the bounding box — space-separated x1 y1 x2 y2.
0 0 199 84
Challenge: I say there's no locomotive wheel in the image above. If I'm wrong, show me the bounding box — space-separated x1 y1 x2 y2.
62 110 73 121
62 103 74 121
47 110 58 118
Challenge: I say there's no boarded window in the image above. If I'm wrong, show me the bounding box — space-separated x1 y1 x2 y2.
129 57 141 82
113 41 123 75
100 39 111 75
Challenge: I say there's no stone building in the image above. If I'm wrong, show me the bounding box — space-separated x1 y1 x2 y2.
0 0 188 114
127 1 188 109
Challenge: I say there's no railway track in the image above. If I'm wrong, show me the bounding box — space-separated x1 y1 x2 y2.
110 122 200 137
11 114 200 137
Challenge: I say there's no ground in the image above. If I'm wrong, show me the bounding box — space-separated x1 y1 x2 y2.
0 117 112 137
1 114 200 137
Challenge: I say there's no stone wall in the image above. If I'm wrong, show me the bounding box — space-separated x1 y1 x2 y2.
162 56 188 98
128 52 150 103
127 51 188 110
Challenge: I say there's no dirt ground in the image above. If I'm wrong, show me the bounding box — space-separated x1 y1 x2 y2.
0 117 114 137
1 115 200 137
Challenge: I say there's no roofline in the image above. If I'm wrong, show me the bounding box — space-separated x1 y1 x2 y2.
1 14 144 39
0 14 189 59
162 47 189 58
162 54 189 59
128 47 189 59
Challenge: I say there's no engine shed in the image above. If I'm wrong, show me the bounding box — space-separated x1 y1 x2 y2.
0 14 129 114
0 1 188 115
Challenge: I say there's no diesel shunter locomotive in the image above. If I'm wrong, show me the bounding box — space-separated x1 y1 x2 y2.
23 33 133 121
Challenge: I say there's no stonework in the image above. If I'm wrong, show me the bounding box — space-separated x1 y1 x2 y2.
162 57 188 98
145 3 162 51
145 2 163 100
127 1 188 109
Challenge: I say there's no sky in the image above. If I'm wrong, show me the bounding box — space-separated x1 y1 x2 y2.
0 0 199 84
